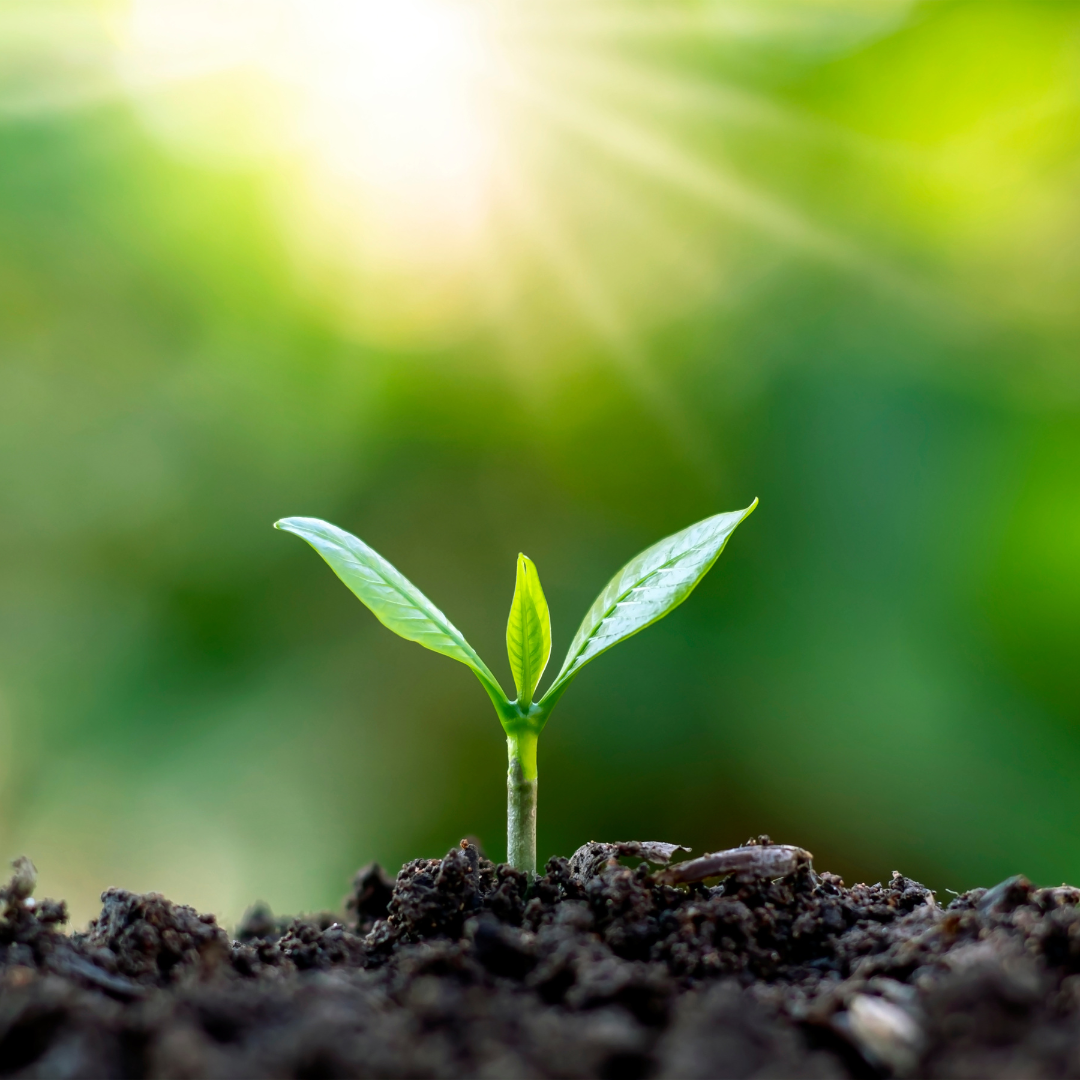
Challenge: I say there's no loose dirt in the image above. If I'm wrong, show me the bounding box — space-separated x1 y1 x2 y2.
2 838 1079 1078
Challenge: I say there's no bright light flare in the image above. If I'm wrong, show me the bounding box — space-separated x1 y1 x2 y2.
113 0 920 347
285 1 496 246
122 0 499 268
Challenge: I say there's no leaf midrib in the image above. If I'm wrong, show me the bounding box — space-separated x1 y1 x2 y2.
335 537 491 674
510 586 543 699
555 532 715 684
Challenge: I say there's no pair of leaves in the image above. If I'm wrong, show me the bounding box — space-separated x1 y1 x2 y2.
275 498 756 720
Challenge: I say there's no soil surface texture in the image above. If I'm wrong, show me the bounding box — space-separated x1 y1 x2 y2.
2 838 1080 1078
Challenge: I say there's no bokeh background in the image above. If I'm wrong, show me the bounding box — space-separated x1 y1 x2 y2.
2 0 1079 928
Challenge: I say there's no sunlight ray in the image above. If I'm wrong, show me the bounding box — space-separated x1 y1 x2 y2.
502 68 930 306
516 48 796 124
502 0 914 48
510 44 921 174
497 161 720 482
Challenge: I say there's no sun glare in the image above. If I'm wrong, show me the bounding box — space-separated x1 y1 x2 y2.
123 0 497 259
111 0 918 347
284 1 495 240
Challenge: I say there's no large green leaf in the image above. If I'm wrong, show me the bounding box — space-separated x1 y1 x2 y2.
540 499 757 706
275 517 509 709
506 554 551 707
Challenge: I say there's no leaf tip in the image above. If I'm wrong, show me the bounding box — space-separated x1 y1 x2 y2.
274 516 311 537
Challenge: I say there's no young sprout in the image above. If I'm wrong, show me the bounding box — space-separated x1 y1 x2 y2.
275 500 757 874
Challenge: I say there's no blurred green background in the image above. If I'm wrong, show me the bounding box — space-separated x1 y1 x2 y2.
2 0 1079 927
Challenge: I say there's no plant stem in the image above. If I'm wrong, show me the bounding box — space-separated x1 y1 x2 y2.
506 729 538 874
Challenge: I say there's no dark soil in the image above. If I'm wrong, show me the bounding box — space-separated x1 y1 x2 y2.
2 838 1080 1078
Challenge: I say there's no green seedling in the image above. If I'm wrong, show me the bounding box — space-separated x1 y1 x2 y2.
275 499 757 874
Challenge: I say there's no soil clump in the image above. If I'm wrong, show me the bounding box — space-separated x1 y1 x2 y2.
2 841 1079 1077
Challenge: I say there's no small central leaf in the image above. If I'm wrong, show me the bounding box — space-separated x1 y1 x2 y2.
506 554 552 707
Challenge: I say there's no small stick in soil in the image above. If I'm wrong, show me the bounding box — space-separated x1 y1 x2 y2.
656 844 812 885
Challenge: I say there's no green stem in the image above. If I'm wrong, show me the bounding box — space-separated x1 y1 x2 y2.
506 729 538 874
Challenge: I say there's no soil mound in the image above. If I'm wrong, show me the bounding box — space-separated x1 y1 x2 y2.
1 841 1079 1077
